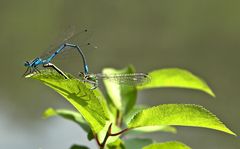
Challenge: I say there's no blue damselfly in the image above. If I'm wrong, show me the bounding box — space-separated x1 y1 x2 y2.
23 28 91 78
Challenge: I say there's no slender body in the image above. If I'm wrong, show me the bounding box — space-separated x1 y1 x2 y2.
24 43 89 77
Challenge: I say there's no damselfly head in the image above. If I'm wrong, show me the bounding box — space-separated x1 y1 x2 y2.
24 61 30 67
79 72 85 78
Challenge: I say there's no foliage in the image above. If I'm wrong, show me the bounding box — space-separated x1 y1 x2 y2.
26 66 236 149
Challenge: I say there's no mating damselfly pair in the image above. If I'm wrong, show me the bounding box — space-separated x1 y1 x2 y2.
23 27 150 89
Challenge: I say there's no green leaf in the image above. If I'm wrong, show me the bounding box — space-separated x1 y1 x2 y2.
107 139 125 149
70 144 89 149
128 104 236 136
103 66 137 114
26 70 109 133
143 141 191 149
43 108 91 133
126 125 177 136
124 105 176 135
123 105 147 125
124 138 153 149
138 68 215 97
87 130 94 141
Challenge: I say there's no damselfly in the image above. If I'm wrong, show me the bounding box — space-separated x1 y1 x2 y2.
23 28 91 78
79 72 150 89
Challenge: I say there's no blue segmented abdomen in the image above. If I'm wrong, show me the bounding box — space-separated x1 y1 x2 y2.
84 65 89 74
46 44 65 62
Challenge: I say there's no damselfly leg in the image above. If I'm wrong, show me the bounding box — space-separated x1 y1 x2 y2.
24 27 91 78
79 72 99 90
43 63 69 79
22 67 30 77
22 66 41 77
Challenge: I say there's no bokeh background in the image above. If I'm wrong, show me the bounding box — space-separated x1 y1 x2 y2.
0 0 239 148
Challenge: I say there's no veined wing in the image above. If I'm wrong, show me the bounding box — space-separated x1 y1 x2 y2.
40 26 94 60
95 73 150 86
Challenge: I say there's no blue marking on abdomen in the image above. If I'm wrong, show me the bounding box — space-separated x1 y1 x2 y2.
85 65 89 74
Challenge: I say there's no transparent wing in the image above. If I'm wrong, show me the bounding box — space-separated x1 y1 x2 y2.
40 26 95 60
96 73 151 86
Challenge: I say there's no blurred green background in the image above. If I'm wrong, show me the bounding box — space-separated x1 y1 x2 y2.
0 0 239 148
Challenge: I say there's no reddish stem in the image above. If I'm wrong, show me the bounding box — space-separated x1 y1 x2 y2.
110 128 129 136
95 123 130 149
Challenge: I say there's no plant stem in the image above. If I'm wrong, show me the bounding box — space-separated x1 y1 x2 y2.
110 128 129 136
116 110 122 127
100 123 112 149
96 123 130 149
94 134 101 147
116 110 120 126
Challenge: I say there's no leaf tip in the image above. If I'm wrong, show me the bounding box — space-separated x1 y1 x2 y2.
24 72 37 78
42 107 57 119
226 129 237 136
205 88 216 98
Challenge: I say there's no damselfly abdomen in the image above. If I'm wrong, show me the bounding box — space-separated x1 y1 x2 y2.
23 27 92 77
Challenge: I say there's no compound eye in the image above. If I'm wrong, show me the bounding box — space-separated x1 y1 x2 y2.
24 61 29 66
79 72 84 77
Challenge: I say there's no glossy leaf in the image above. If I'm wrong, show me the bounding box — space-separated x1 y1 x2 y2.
124 105 176 135
123 105 147 125
26 70 109 133
128 104 236 135
138 68 215 97
143 141 191 149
